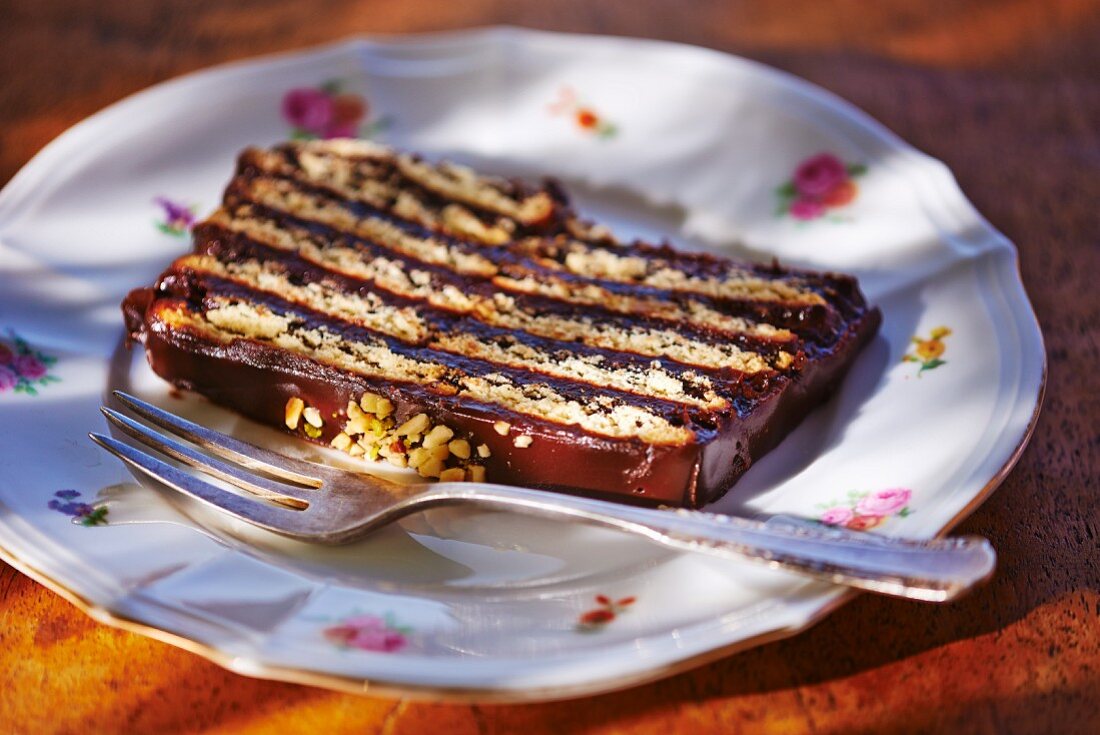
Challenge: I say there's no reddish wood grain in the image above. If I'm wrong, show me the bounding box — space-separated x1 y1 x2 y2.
2 1 1098 733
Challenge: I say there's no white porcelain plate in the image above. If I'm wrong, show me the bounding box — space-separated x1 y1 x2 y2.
0 28 1044 700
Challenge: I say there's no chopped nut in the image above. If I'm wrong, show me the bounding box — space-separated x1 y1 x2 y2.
387 453 408 468
303 424 322 439
476 443 491 458
375 397 395 419
422 425 454 449
513 435 533 448
407 446 429 469
428 444 450 463
467 465 487 483
493 420 511 435
357 430 381 446
344 414 370 436
418 458 444 478
396 413 431 437
360 392 380 414
302 406 323 428
330 432 352 451
439 467 466 482
348 443 366 458
448 439 471 459
284 397 305 430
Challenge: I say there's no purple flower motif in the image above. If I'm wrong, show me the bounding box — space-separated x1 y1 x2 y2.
819 507 854 526
13 354 45 379
789 198 826 220
47 496 94 516
47 490 108 526
282 88 335 136
793 153 849 198
154 197 196 236
0 366 16 392
53 501 95 516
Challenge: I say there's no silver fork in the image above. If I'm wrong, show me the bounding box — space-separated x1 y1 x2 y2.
89 391 995 602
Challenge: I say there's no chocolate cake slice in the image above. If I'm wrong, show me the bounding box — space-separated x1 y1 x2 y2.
123 139 880 508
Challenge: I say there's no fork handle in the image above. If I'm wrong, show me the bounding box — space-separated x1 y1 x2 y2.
423 484 995 602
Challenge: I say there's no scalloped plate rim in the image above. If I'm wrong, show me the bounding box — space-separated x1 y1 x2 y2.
0 27 1045 700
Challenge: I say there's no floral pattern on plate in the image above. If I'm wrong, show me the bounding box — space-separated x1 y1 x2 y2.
577 594 636 631
0 29 1045 699
818 488 913 531
282 80 391 140
548 86 618 139
154 197 197 237
47 490 108 527
0 330 59 396
322 612 410 652
903 327 952 375
776 153 866 221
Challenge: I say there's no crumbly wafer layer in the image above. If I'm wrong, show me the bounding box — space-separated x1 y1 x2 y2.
171 252 728 411
154 296 697 445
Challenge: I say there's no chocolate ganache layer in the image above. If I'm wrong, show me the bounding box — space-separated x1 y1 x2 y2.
123 139 881 508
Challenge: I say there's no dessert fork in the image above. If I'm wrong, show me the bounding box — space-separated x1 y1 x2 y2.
90 391 995 602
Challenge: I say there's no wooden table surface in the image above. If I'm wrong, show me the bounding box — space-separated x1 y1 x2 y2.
2 1 1098 732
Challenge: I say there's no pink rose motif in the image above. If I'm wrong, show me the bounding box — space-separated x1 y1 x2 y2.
13 354 46 379
0 366 17 391
322 120 359 139
282 88 334 135
819 507 854 526
793 153 848 198
856 488 912 517
323 614 407 652
789 198 826 220
330 95 366 131
845 514 886 531
0 343 12 365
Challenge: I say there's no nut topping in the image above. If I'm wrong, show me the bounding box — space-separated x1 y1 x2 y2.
284 397 305 430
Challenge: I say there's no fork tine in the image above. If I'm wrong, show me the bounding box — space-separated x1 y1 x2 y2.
112 391 322 488
101 407 311 507
89 433 311 536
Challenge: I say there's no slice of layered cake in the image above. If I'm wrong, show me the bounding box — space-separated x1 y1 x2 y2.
123 139 880 508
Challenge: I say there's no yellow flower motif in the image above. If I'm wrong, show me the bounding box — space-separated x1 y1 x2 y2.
903 326 951 375
914 338 945 361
